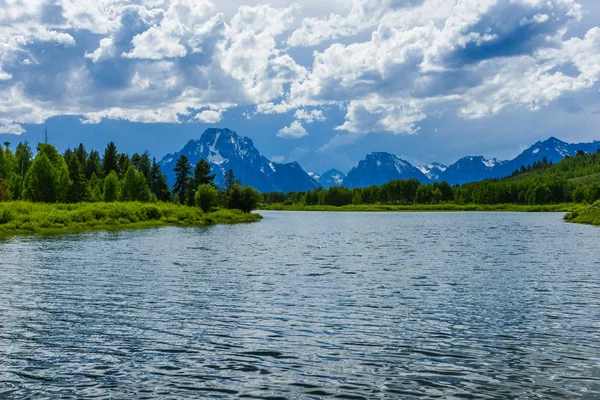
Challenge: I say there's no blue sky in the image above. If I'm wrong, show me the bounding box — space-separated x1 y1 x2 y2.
1 0 600 174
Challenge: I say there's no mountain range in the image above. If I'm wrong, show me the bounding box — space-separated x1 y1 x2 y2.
159 130 600 192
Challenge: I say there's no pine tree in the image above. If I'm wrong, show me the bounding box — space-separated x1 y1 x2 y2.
117 153 130 179
223 169 239 192
150 158 171 202
172 155 191 204
120 166 150 202
24 153 55 202
67 156 89 203
86 150 103 179
103 142 119 177
103 171 119 202
194 159 215 187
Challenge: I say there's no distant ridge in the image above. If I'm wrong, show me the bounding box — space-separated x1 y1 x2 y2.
158 132 600 192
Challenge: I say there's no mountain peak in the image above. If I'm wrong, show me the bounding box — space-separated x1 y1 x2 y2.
158 128 319 192
344 151 428 188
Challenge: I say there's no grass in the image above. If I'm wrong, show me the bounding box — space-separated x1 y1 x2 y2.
258 203 577 213
0 201 262 237
564 201 600 226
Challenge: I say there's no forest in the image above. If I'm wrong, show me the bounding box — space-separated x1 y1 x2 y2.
262 150 600 208
0 140 260 213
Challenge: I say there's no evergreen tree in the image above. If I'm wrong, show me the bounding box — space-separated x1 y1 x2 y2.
54 157 71 203
0 146 7 180
120 166 150 202
15 141 33 182
150 158 171 202
0 179 11 202
86 150 103 179
89 173 103 202
222 169 239 192
103 171 119 202
75 143 87 164
103 142 119 177
117 153 130 179
67 156 89 203
186 177 196 206
194 159 215 187
172 155 192 203
24 153 55 202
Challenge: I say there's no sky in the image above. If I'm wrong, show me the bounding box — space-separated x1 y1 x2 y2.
1 0 600 174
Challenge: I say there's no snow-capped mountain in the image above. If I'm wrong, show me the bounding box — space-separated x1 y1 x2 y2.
158 128 320 193
507 137 599 172
416 162 447 181
343 152 429 188
439 137 600 184
438 156 507 185
318 169 346 189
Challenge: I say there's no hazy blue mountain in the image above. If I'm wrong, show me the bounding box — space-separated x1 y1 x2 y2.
343 152 429 188
158 128 320 193
439 137 600 184
438 156 507 185
318 169 346 189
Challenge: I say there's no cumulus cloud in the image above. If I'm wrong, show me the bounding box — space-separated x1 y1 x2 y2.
277 120 308 138
0 0 599 139
294 109 326 123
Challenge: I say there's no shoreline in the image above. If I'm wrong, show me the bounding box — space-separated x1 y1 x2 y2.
0 201 262 238
258 203 577 213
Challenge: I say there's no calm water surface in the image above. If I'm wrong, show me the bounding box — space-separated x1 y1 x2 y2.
1 211 600 399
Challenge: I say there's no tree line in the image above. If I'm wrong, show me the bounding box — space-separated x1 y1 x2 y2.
0 141 260 212
262 150 600 207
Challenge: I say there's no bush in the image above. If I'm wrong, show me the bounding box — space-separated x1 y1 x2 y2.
195 184 218 212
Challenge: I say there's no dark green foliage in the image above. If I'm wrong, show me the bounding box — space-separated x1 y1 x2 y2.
195 184 218 212
194 159 215 187
102 142 119 177
172 155 192 204
132 151 151 186
0 147 7 180
103 171 119 202
120 166 150 202
0 179 11 202
86 150 103 179
15 142 33 183
67 156 89 203
24 153 56 202
117 153 131 179
150 158 171 202
89 173 103 202
222 169 240 192
262 151 600 208
226 184 260 212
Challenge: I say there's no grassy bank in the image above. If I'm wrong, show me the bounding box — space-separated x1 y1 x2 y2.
259 203 577 213
0 201 262 236
564 201 600 226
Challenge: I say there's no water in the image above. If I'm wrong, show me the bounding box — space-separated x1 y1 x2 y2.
1 211 600 399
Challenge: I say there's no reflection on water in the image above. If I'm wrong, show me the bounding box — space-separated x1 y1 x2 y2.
1 211 600 399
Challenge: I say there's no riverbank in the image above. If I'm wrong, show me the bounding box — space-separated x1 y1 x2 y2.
258 203 577 212
564 201 600 226
0 201 262 236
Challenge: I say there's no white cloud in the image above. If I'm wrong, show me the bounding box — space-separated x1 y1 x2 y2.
271 155 285 163
294 109 325 123
277 120 308 138
194 108 224 123
0 0 598 139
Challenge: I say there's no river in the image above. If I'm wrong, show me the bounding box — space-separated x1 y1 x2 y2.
1 211 599 399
